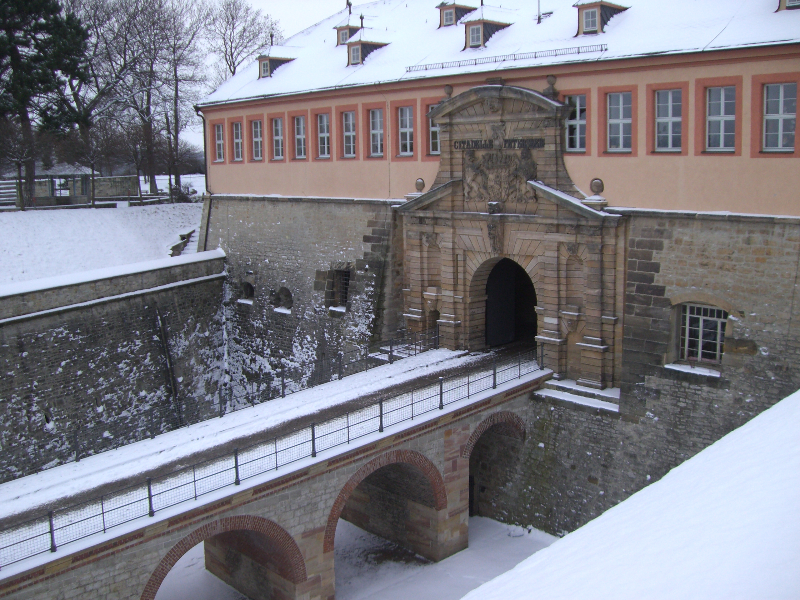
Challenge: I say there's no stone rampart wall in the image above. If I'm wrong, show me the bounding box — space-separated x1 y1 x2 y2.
0 253 226 483
200 195 403 400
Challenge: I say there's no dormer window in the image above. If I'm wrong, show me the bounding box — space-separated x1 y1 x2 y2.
339 29 349 44
335 25 361 46
443 8 455 25
583 8 598 32
577 2 628 35
350 44 361 65
257 55 295 78
786 0 800 7
469 24 482 47
438 3 476 28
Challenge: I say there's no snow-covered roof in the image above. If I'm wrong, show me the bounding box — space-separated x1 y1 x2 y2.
199 0 800 108
460 6 514 24
460 388 800 600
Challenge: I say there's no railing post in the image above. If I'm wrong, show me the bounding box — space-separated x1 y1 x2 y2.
48 511 57 552
147 478 155 517
379 400 384 432
74 429 80 463
439 377 444 410
311 423 317 458
234 448 241 485
338 353 343 380
281 368 286 398
493 358 497 389
435 324 439 349
389 338 394 364
100 495 106 533
346 412 350 443
519 351 522 377
192 465 198 500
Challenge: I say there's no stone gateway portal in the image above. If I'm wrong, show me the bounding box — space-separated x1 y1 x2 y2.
485 258 537 347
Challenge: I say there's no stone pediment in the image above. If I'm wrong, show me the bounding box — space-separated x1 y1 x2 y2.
426 85 585 216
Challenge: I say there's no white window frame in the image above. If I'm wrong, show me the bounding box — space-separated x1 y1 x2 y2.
655 89 682 152
788 0 800 7
706 86 736 151
679 304 728 364
232 121 243 161
763 82 796 152
398 106 414 156
294 115 306 159
583 8 598 32
343 111 356 158
443 8 455 26
339 29 349 45
429 117 440 155
272 118 284 160
469 24 482 47
214 123 224 161
607 91 632 152
260 61 269 78
565 94 587 152
252 120 263 161
317 113 330 158
370 108 384 157
350 44 361 65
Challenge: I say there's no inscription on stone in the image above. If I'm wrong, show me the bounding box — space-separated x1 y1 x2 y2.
453 138 545 150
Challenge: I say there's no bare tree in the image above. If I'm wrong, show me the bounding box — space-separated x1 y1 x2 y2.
207 0 281 85
161 0 209 191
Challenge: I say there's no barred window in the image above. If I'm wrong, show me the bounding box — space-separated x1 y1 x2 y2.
333 270 350 307
680 304 728 364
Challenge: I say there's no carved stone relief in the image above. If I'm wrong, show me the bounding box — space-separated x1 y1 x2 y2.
463 147 538 208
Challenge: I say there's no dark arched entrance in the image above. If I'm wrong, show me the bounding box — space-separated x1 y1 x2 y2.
485 258 537 347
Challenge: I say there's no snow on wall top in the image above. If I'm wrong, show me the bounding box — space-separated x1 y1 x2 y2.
199 0 800 107
459 388 800 600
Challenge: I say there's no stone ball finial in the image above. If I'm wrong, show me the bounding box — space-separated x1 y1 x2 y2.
444 84 453 98
590 178 604 195
546 74 557 86
415 178 425 192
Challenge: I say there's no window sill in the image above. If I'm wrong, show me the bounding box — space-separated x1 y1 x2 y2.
663 362 721 379
232 159 243 162
603 150 632 155
213 160 225 163
397 153 414 158
341 155 356 159
701 150 735 154
565 149 587 154
759 149 795 154
236 298 253 306
367 154 384 159
316 156 331 160
652 149 682 154
250 159 263 162
271 158 285 162
292 157 308 161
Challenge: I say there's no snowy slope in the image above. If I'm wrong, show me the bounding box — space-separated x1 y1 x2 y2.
460 389 800 600
200 0 800 106
0 204 203 284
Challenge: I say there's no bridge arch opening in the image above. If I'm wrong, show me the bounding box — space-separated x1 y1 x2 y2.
463 412 526 518
145 516 306 600
324 449 448 584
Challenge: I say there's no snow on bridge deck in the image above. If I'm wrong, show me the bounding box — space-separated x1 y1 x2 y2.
0 348 549 579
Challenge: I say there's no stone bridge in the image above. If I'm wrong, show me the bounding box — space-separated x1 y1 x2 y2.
0 368 551 600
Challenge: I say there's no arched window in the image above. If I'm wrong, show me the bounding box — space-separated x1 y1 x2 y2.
679 304 728 363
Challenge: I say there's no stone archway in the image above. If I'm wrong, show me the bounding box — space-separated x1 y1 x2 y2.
462 411 527 518
323 449 448 561
141 516 307 600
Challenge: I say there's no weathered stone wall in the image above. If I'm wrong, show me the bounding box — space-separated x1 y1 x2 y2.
94 175 140 198
200 196 402 401
0 254 226 483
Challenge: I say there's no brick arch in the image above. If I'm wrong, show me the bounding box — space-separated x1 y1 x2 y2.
140 515 307 600
323 449 447 553
461 411 526 459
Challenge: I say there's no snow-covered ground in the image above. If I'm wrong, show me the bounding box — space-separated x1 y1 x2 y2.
140 174 206 196
0 203 203 285
461 389 800 600
154 517 556 600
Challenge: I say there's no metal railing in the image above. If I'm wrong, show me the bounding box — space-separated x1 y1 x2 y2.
50 328 439 478
0 344 542 571
406 44 607 73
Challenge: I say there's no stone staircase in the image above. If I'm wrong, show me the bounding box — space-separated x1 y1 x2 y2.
0 180 17 207
533 379 620 414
